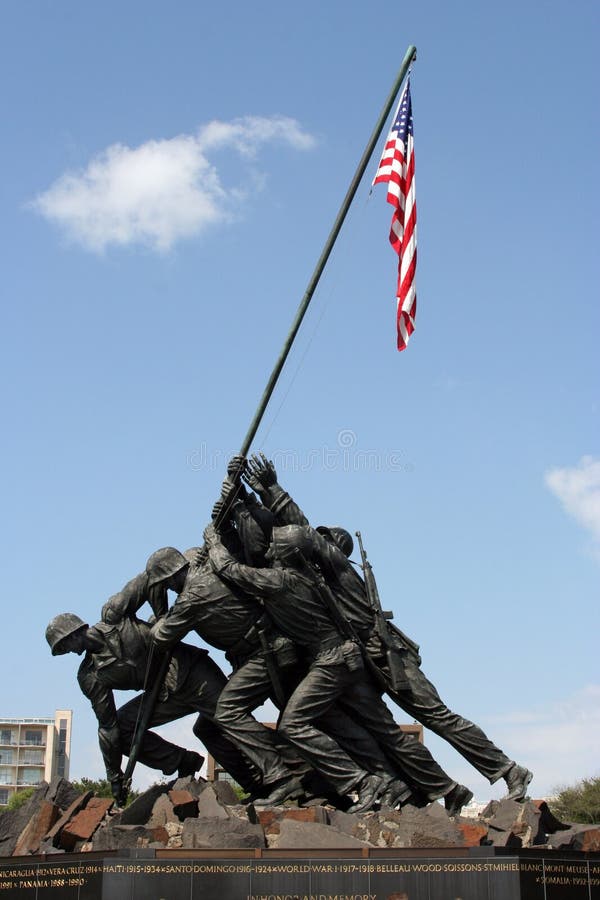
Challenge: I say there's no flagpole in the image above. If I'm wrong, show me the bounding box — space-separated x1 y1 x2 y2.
238 44 417 457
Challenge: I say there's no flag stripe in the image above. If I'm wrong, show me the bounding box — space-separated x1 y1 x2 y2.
372 79 417 351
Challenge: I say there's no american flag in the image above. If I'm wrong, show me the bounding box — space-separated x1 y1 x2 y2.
373 79 417 351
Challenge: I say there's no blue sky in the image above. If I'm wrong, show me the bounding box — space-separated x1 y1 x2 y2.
1 1 598 801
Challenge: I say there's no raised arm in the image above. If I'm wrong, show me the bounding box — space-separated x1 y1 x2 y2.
243 453 309 526
150 585 201 651
101 572 168 625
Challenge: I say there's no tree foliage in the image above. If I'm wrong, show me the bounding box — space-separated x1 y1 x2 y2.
71 778 140 805
550 775 600 825
5 787 35 811
0 779 142 815
231 783 248 801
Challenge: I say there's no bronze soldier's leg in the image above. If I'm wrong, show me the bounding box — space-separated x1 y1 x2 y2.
313 705 413 807
216 652 405 796
116 695 187 775
118 648 262 794
278 658 368 796
214 653 296 787
387 656 513 783
165 648 264 794
192 718 262 795
337 673 455 801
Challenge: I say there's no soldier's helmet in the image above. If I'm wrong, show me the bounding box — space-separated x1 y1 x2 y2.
145 547 188 587
45 613 88 656
270 524 311 561
316 526 354 558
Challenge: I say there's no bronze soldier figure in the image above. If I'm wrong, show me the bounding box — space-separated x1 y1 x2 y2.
150 512 408 810
242 453 533 804
148 544 307 806
205 521 472 815
206 474 425 810
45 562 262 804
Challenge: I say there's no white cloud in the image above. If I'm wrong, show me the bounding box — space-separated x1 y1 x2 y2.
31 116 316 253
197 115 316 156
545 455 600 556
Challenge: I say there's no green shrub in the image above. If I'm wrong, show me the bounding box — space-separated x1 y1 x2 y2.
6 787 36 811
71 778 139 805
550 775 600 825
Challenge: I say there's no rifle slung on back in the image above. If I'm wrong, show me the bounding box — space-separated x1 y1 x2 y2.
355 531 413 692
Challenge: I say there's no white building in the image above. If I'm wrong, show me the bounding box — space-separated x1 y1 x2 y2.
0 710 72 806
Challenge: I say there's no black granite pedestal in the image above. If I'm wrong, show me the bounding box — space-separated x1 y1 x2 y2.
1 847 598 899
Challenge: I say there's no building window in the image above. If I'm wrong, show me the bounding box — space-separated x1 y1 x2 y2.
24 731 42 746
0 789 8 806
0 730 12 746
22 750 44 765
0 750 14 765
20 770 42 786
57 719 68 777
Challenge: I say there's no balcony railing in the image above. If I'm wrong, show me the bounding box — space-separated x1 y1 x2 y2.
0 740 45 748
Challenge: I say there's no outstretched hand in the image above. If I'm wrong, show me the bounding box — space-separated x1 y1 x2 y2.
211 477 245 533
211 498 226 523
194 545 209 566
244 452 278 491
226 454 247 483
220 477 241 503
203 523 218 547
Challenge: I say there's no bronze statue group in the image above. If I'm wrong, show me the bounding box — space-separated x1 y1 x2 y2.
46 454 532 815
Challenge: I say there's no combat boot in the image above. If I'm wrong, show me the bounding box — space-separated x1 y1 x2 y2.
444 783 473 817
378 777 413 809
505 764 533 801
177 750 204 778
252 776 304 807
346 774 382 814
